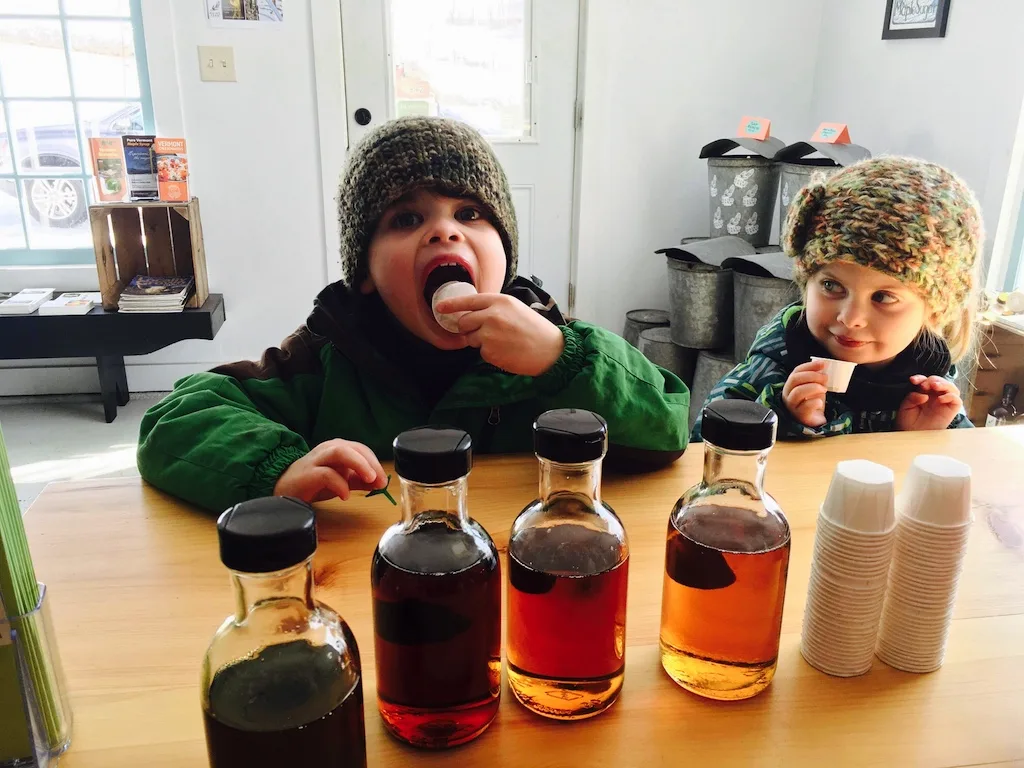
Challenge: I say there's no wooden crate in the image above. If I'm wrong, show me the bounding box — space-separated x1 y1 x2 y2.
89 197 209 311
968 322 1024 425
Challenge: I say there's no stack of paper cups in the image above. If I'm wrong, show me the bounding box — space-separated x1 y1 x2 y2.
801 460 897 677
876 455 972 673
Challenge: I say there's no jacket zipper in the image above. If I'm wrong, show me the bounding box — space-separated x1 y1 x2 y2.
479 406 501 453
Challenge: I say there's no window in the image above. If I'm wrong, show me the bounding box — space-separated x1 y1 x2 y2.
0 0 153 266
389 0 532 140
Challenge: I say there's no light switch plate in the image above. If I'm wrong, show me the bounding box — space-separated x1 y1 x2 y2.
198 46 236 82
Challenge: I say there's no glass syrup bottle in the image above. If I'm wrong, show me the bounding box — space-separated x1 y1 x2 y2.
202 497 366 768
507 409 628 720
660 400 790 701
371 426 501 748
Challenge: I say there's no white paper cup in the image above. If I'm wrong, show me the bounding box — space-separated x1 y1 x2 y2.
815 513 897 553
821 460 896 534
884 584 960 613
875 639 945 673
812 356 857 393
898 514 973 540
892 532 970 563
878 623 951 648
431 280 477 333
802 615 879 650
801 633 875 677
899 454 973 527
817 509 897 542
805 595 885 628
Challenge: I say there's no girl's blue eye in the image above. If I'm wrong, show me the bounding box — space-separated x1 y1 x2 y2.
456 206 483 222
821 279 842 293
873 291 898 305
392 211 422 229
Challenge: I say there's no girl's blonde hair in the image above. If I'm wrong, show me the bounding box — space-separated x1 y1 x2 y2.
928 287 978 364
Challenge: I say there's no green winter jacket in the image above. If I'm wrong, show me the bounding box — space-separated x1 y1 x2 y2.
692 303 972 441
138 279 690 512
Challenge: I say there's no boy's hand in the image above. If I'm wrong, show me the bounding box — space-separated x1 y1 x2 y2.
274 439 387 503
897 375 962 432
434 293 565 376
782 360 829 428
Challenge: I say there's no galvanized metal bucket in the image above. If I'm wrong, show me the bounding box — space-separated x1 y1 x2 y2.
778 160 839 234
733 270 800 359
623 308 670 348
707 157 780 248
667 258 733 350
638 327 699 388
688 350 738 430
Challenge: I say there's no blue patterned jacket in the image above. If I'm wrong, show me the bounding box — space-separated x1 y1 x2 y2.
692 304 972 441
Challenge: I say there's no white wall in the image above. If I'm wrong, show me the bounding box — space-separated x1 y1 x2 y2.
809 0 1024 275
573 0 825 331
131 0 332 375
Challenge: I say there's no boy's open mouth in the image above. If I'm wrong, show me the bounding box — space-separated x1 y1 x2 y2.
423 262 475 306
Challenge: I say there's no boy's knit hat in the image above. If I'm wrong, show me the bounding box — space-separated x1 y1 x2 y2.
783 156 983 326
337 117 518 289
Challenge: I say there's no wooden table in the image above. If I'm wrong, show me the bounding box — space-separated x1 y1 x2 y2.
23 428 1024 767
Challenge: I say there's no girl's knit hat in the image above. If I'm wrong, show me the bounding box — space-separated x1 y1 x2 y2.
337 117 517 289
783 156 983 326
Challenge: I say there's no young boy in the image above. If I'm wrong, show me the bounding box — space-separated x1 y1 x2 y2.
138 117 690 512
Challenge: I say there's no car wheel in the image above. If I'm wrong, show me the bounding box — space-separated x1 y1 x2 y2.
26 177 87 228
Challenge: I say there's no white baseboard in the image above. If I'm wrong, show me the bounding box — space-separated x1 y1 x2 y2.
0 362 209 397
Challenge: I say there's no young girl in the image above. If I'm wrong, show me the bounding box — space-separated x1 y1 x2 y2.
693 156 983 440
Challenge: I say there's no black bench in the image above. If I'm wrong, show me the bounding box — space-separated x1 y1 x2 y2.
0 293 225 422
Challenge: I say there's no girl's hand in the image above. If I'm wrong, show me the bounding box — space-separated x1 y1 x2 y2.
782 360 829 428
897 375 963 432
433 292 565 376
274 439 387 503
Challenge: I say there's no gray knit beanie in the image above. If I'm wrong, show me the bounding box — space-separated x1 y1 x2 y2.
337 117 518 289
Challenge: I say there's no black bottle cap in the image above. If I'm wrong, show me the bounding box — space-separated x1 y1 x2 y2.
701 400 777 451
217 497 317 574
393 426 473 484
534 408 608 463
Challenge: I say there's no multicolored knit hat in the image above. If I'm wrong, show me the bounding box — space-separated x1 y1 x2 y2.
782 156 983 326
337 117 518 289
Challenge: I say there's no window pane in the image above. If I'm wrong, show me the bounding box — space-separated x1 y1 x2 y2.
7 101 82 173
63 0 132 16
0 20 71 97
0 104 13 173
67 20 139 99
0 186 27 249
0 0 59 14
78 100 143 143
390 0 530 139
21 177 91 249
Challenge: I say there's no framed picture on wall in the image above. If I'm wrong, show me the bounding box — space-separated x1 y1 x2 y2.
882 0 951 39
